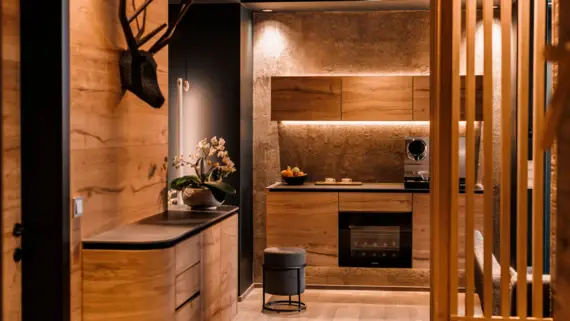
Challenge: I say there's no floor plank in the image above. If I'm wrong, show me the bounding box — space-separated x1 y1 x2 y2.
235 289 482 321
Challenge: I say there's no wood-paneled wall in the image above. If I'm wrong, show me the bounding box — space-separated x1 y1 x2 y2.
1 0 21 320
70 1 169 320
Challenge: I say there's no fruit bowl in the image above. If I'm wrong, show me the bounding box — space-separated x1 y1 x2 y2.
283 174 307 185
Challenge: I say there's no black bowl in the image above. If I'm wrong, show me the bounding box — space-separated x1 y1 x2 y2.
283 175 307 185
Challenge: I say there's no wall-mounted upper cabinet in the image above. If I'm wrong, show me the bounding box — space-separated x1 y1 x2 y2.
412 76 484 121
341 76 413 121
271 75 483 121
271 77 342 121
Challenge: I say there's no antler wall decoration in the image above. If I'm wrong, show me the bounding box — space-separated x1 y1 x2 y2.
542 42 570 150
119 0 193 108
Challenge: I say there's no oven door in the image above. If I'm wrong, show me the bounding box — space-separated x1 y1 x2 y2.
338 212 412 268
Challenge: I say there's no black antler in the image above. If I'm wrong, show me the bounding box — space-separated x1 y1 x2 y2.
149 0 194 54
119 0 193 108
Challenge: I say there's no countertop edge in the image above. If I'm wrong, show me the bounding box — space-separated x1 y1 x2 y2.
82 207 239 251
265 182 485 194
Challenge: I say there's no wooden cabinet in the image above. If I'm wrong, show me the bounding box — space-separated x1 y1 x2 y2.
201 215 238 321
266 192 339 266
412 76 483 121
271 77 342 121
412 193 484 269
341 76 413 121
83 213 238 321
339 192 412 212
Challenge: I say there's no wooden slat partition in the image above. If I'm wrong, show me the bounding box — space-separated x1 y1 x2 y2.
429 0 453 319
449 0 461 313
517 0 530 317
451 316 553 321
465 0 477 316
532 0 546 317
500 0 513 317
482 0 495 317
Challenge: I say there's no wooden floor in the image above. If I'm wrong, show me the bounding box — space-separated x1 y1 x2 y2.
235 288 482 321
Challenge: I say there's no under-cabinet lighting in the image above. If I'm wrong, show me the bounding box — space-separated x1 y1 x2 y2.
280 121 431 125
261 9 274 12
280 121 472 126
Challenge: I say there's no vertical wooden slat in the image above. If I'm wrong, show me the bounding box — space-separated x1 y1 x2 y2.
465 0 477 316
517 0 530 317
483 0 495 317
532 0 546 317
430 0 453 320
449 0 461 313
500 0 513 317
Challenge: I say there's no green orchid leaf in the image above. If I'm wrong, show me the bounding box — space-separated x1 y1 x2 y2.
203 181 237 195
170 175 201 190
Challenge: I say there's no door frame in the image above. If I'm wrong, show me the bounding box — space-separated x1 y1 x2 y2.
20 1 71 320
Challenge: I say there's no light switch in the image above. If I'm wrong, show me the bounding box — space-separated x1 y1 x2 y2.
73 197 84 218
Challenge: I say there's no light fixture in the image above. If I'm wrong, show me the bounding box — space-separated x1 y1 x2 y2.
261 9 273 12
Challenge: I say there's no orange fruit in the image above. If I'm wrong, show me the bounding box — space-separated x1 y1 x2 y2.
297 171 305 176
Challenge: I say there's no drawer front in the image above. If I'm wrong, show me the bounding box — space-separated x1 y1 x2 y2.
175 263 201 308
175 235 200 275
175 295 201 321
339 193 412 212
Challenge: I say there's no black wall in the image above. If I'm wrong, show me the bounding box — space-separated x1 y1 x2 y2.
169 3 254 296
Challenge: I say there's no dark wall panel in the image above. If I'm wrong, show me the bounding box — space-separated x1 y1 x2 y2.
169 3 253 296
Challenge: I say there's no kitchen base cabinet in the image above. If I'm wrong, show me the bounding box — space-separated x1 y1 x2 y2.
83 212 238 321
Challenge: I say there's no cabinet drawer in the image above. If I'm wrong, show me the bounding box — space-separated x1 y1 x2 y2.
175 262 201 308
175 235 200 275
339 193 412 212
175 294 201 321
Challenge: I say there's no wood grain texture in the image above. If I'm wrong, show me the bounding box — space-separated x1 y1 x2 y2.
305 266 430 288
341 76 413 121
201 223 221 320
271 77 341 121
176 235 201 275
220 215 238 320
70 1 169 319
266 192 339 266
1 0 21 320
338 192 412 212
175 296 201 321
175 263 201 308
412 194 484 270
412 76 483 121
83 249 176 321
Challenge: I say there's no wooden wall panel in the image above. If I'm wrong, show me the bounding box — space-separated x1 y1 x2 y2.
83 249 176 321
271 77 341 121
70 1 169 320
338 192 412 212
1 0 21 320
341 76 413 121
266 192 339 266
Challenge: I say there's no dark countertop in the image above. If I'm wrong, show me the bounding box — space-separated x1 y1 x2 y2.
265 182 485 194
82 205 239 250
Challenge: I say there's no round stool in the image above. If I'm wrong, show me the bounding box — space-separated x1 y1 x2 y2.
262 247 307 313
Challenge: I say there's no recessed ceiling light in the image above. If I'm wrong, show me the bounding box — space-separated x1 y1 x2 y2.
261 9 273 12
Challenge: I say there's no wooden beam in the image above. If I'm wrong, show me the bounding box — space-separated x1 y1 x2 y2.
500 0 513 317
517 0 530 317
465 0 477 316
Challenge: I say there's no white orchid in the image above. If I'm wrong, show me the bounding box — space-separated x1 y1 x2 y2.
168 136 237 194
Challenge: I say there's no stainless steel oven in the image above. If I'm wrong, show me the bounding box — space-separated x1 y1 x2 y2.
338 212 412 268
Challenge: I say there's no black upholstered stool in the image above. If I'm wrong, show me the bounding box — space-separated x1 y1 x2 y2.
262 247 307 313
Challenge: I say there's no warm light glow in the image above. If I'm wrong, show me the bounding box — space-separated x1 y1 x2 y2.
280 121 431 125
258 26 286 58
261 9 273 12
280 121 472 126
